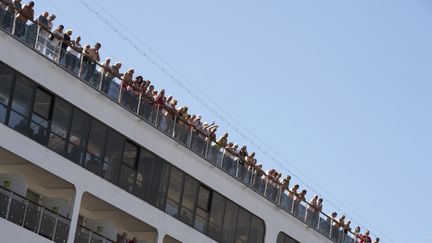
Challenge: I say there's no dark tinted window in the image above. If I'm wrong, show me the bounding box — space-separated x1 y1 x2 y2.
208 192 226 241
84 119 107 175
48 98 72 155
31 88 53 145
67 109 90 164
235 208 251 243
221 200 239 243
0 63 15 123
194 186 211 233
149 158 170 209
248 216 265 243
165 167 184 217
134 149 156 201
277 232 300 243
179 176 199 225
103 129 124 183
8 75 35 136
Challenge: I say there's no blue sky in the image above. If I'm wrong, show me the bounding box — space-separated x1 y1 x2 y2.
35 0 432 242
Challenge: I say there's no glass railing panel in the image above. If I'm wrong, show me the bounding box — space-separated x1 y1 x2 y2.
54 216 70 243
190 132 207 157
236 162 252 186
7 195 26 226
264 181 279 203
120 87 139 113
173 121 190 146
23 22 38 48
305 207 320 230
23 200 42 233
0 8 14 33
251 172 266 195
292 200 307 222
0 188 9 218
318 216 331 238
342 231 356 243
138 98 157 124
330 223 344 243
221 151 237 177
75 226 91 243
206 141 224 166
156 110 175 136
279 193 293 213
38 209 57 239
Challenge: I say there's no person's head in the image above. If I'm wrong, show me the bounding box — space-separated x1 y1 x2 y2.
331 212 337 218
49 14 56 21
346 220 351 226
355 226 361 232
318 198 323 203
65 29 73 36
75 36 81 44
28 1 34 7
115 62 122 69
84 44 90 50
340 215 345 220
128 68 134 74
160 89 165 95
301 189 307 195
365 230 370 236
148 85 154 91
250 152 255 158
58 25 64 31
375 238 380 242
94 42 101 49
167 96 173 102
293 184 299 190
121 232 127 238
42 11 49 18
233 144 238 150
257 163 263 169
223 132 228 138
136 76 143 82
313 195 318 200
227 142 233 148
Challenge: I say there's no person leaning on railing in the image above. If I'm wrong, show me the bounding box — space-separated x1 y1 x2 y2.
14 0 33 38
81 42 101 81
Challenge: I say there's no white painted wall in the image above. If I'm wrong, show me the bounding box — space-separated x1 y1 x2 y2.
0 30 333 243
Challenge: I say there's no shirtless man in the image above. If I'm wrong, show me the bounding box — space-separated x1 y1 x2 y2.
14 0 33 38
83 42 101 81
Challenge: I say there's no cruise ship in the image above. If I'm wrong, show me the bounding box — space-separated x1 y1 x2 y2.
0 3 376 243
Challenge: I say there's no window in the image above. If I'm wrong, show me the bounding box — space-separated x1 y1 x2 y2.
165 167 184 217
277 232 300 243
248 216 265 243
134 149 156 201
179 176 199 225
102 129 124 183
84 119 108 175
221 200 239 243
30 88 53 145
235 208 251 243
208 192 226 241
194 186 211 233
8 75 36 137
0 62 15 123
48 98 72 155
66 109 90 164
149 157 170 209
118 141 139 192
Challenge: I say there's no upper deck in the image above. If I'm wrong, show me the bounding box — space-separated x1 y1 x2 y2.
0 4 373 243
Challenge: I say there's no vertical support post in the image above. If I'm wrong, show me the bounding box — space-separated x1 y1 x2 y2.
117 87 123 103
52 214 59 240
187 128 193 148
11 10 17 35
56 41 63 63
136 93 142 115
79 54 84 78
154 107 159 126
67 189 84 243
34 25 40 49
4 192 12 220
98 67 104 91
220 149 225 168
21 200 28 226
36 207 44 234
204 136 210 159
87 231 92 243
171 115 177 138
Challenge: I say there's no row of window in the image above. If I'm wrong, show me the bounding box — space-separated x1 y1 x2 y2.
0 61 265 243
277 232 300 243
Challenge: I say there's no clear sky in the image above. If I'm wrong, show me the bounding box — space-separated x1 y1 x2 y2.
35 0 432 242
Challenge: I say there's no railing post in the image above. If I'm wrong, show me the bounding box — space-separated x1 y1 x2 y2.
277 188 282 205
11 10 17 35
154 107 159 126
21 200 28 226
220 149 225 168
171 115 177 138
117 87 123 103
36 207 44 234
87 230 92 243
79 54 84 78
204 136 210 158
4 192 12 219
136 93 142 115
98 68 104 91
52 214 59 240
235 160 240 178
33 25 40 49
56 41 63 63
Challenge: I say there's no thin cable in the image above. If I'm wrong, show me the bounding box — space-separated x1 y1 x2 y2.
75 0 392 241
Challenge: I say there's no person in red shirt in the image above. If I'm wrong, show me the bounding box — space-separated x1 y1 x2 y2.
359 230 372 243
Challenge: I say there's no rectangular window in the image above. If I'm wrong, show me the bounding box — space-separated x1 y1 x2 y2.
149 158 170 209
247 216 265 243
134 149 156 201
30 88 53 145
102 129 124 183
66 109 90 164
208 192 226 241
235 208 251 243
83 119 107 175
165 167 184 217
118 141 138 192
221 200 239 243
179 176 199 225
0 62 15 123
194 186 211 233
8 75 36 137
48 98 72 155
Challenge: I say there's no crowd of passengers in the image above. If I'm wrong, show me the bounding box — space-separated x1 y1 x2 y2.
0 1 381 242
